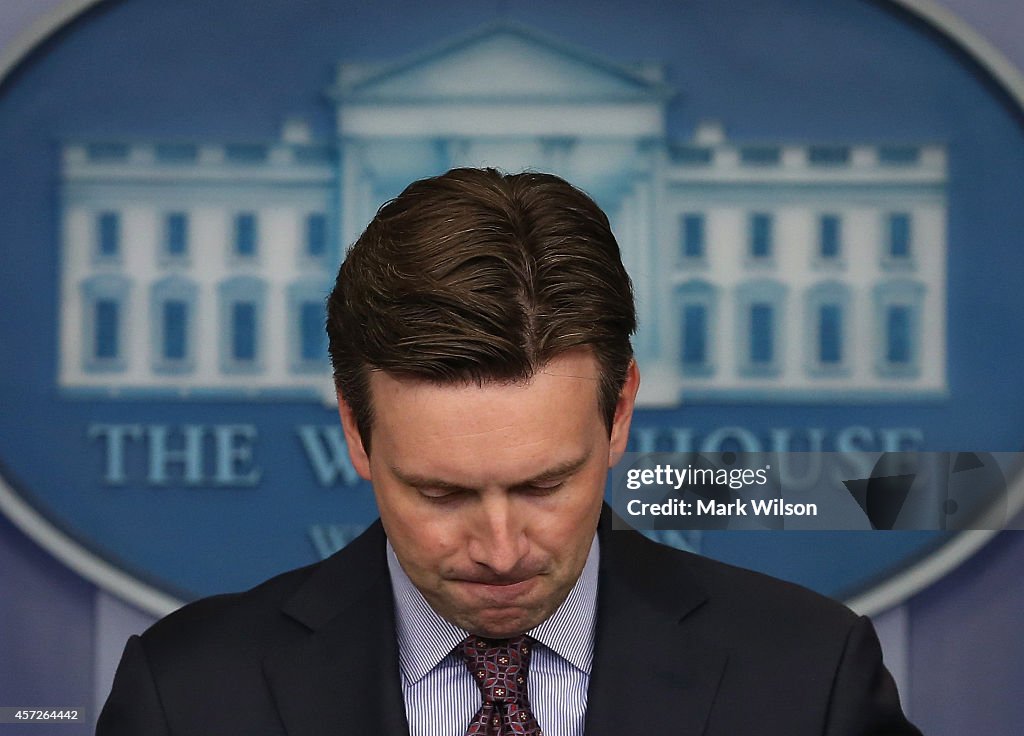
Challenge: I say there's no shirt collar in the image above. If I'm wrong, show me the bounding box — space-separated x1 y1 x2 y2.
387 534 600 685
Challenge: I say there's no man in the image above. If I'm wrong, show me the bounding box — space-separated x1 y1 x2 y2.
98 168 920 735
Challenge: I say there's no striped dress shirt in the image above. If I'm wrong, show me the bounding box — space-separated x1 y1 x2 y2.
386 536 599 736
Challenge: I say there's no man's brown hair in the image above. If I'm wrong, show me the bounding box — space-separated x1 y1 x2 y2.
326 167 636 451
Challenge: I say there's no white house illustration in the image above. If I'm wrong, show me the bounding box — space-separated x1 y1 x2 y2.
58 23 947 406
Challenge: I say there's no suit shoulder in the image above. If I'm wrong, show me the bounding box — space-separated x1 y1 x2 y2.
621 530 859 633
139 560 319 663
136 519 386 672
629 534 868 686
687 546 853 621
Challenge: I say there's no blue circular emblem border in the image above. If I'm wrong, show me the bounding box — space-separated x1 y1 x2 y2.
0 0 1022 617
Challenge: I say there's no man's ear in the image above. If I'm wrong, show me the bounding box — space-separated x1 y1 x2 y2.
608 360 640 467
337 393 372 481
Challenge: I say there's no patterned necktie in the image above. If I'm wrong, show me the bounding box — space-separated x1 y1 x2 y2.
459 634 543 736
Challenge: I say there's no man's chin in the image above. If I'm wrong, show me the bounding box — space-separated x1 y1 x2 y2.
429 577 565 637
461 610 542 639
444 598 549 638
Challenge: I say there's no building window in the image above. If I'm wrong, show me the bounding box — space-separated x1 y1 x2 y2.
679 214 705 261
674 281 717 377
165 212 188 258
749 213 773 260
300 302 324 361
887 213 912 260
878 146 920 166
81 274 130 372
873 279 924 378
306 213 327 259
740 146 781 166
683 304 707 365
805 281 851 376
95 300 120 359
219 277 265 373
162 301 188 360
671 145 713 166
155 143 198 163
288 279 332 373
225 143 268 164
818 304 842 364
819 214 841 260
231 303 257 362
750 303 774 364
151 276 197 373
737 280 786 377
87 143 129 162
886 305 911 364
96 211 120 259
808 145 850 166
234 213 258 258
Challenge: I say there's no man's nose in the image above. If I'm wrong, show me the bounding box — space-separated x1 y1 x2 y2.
467 494 529 575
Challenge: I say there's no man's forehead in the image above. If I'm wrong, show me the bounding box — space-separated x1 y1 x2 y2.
362 353 605 487
366 349 601 396
363 350 606 460
388 449 595 492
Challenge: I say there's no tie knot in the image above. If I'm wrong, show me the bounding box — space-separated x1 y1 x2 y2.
459 634 533 705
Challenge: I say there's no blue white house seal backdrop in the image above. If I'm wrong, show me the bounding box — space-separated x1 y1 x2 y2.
1 0 1023 618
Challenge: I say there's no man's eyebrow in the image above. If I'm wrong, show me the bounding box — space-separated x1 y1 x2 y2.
389 468 473 492
513 452 592 487
390 451 592 491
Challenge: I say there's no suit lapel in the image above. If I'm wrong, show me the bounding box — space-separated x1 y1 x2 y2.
584 509 728 736
262 522 409 736
260 510 726 735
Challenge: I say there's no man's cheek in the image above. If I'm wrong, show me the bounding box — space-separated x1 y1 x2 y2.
421 521 461 557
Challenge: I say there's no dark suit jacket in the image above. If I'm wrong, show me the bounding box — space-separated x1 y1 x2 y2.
97 508 920 735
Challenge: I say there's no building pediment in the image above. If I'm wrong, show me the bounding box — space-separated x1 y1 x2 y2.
331 22 672 103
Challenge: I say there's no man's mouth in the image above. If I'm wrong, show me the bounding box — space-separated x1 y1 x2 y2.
453 575 540 601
